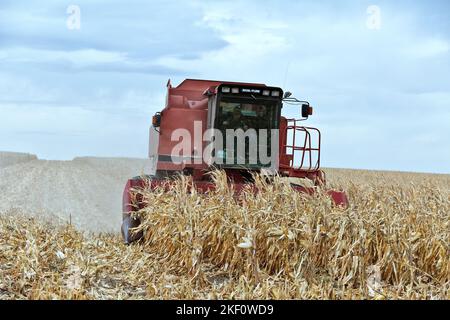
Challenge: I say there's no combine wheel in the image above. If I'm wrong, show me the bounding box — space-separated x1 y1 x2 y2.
121 174 164 244
121 214 143 245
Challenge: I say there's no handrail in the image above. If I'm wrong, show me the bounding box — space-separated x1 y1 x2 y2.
282 119 321 171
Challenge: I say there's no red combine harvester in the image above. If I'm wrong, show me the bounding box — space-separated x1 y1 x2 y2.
122 79 348 243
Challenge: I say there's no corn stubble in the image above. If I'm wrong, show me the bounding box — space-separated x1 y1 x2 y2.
0 169 448 299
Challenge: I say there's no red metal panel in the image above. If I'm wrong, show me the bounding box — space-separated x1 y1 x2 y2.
327 190 349 207
156 108 208 171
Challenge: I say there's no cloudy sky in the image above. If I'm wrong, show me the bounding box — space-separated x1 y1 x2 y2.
0 0 449 173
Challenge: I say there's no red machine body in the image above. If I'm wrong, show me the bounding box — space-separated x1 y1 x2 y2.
121 79 348 243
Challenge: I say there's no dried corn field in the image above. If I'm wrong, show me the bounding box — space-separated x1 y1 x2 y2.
0 168 449 300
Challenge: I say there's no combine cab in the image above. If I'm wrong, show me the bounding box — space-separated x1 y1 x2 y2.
122 79 348 243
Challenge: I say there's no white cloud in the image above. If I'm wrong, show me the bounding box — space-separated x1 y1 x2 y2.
0 73 59 102
405 38 449 58
4 47 126 66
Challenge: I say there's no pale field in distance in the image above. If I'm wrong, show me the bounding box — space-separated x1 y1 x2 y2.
325 167 450 189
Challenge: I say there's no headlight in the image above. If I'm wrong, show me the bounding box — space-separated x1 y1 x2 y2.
271 91 280 97
222 87 230 93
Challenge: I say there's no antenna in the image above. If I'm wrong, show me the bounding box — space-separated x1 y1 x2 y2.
282 61 291 89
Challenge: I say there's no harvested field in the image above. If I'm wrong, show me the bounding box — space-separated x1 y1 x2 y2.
0 163 448 300
0 153 152 233
0 152 37 169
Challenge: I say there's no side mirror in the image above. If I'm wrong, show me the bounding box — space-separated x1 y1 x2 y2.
301 104 313 118
152 112 161 127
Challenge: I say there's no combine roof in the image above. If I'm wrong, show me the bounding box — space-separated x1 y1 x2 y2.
174 78 267 90
165 78 270 109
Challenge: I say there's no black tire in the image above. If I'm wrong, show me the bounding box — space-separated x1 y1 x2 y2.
121 214 144 244
121 172 167 244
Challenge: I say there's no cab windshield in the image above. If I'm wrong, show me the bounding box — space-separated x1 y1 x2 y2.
214 97 279 167
216 100 277 130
